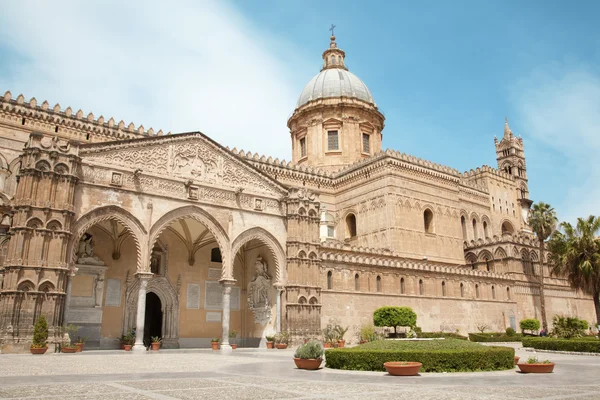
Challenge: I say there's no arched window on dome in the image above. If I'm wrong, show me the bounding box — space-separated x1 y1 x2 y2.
331 55 335 65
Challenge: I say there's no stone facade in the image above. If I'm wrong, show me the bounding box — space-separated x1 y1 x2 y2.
0 36 596 353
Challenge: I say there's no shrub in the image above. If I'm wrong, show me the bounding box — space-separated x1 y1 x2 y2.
265 335 275 342
32 315 49 348
522 337 600 353
552 315 588 339
359 324 378 342
475 323 490 333
520 318 540 334
294 340 324 359
326 339 514 372
373 306 417 336
418 332 468 340
468 332 523 342
275 331 290 344
505 327 516 336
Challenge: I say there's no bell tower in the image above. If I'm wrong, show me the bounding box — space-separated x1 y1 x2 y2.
495 119 529 200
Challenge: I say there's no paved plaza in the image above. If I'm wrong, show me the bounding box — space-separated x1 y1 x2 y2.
0 345 599 400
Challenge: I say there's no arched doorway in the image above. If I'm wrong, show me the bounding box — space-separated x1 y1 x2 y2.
144 292 162 347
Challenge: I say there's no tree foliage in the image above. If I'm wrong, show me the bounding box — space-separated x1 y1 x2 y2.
551 315 588 339
32 315 49 348
519 318 540 333
373 306 417 335
547 215 600 327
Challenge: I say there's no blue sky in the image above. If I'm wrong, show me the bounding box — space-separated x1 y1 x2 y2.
1 0 599 223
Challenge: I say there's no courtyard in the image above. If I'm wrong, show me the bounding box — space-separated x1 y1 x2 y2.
0 345 599 400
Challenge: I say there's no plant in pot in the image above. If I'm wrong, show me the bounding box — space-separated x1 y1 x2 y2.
229 330 237 349
517 356 555 373
322 325 335 348
123 332 135 351
30 315 49 354
293 340 324 370
65 324 83 352
61 338 79 353
358 324 376 344
265 335 275 349
275 331 290 349
151 336 162 351
74 336 87 352
335 325 349 348
384 361 423 376
211 337 220 350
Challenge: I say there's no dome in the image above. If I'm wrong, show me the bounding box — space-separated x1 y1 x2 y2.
296 68 375 108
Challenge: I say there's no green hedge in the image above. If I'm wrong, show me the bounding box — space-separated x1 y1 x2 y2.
522 337 600 353
469 333 523 342
325 340 514 372
418 332 468 340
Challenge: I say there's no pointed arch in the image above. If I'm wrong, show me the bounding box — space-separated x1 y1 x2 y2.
69 205 146 272
231 226 286 284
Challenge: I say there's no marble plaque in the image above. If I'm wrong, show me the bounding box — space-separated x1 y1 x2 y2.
206 312 221 322
186 283 200 309
104 279 121 307
204 281 222 310
208 268 221 280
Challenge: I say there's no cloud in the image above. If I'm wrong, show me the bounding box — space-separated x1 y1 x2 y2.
512 64 600 222
0 0 300 159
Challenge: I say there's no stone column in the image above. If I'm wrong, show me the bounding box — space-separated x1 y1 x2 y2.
220 280 234 354
275 286 283 333
132 273 153 352
62 269 77 325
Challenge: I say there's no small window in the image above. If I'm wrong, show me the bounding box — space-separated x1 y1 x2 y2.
492 285 496 299
210 247 222 263
327 225 335 237
475 284 480 298
461 216 467 240
345 214 357 238
300 137 306 158
442 281 446 296
355 274 359 291
376 275 381 292
460 283 464 297
400 277 405 294
338 56 341 64
424 209 434 233
419 279 424 295
327 130 339 151
472 219 478 240
327 271 333 290
507 287 511 300
483 221 489 238
331 55 335 64
362 133 370 153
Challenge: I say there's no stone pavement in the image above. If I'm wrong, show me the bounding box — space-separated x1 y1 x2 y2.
0 345 599 400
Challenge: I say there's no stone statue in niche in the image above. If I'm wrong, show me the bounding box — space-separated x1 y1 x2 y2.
247 256 272 325
93 275 104 307
76 233 105 265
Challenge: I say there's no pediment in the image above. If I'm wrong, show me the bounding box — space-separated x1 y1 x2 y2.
80 132 287 198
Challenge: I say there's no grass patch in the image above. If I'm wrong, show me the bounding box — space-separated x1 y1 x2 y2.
325 339 514 372
522 337 600 353
469 333 523 342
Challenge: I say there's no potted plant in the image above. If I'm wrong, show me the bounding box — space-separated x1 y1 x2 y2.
335 325 349 348
229 330 237 350
517 356 555 373
322 325 334 348
265 335 275 349
275 331 290 349
61 339 79 353
30 315 49 354
123 332 135 351
151 336 162 351
74 336 86 352
293 340 324 370
211 337 220 350
384 361 423 376
358 324 376 344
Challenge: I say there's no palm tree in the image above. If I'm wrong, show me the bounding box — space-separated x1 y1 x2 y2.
528 202 558 331
547 216 600 328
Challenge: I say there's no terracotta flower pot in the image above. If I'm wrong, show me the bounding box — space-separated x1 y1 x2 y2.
62 347 78 353
30 346 48 355
275 343 288 349
294 357 322 370
231 344 237 349
75 343 84 352
359 340 367 345
337 340 345 348
517 363 555 373
151 342 161 351
323 343 332 349
211 341 219 350
384 362 423 376
266 341 274 349
514 356 520 365
123 344 132 351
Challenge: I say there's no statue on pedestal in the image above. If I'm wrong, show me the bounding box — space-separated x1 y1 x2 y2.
247 256 272 325
76 233 105 266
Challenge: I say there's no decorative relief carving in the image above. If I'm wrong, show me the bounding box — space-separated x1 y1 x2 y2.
247 256 272 325
110 172 122 187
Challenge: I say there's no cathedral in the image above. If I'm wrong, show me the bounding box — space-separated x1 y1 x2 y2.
0 35 595 353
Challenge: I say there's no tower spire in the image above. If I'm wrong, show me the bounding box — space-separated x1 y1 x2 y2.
321 26 347 71
504 117 512 138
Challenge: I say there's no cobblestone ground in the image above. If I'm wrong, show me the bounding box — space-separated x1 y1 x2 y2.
0 346 599 399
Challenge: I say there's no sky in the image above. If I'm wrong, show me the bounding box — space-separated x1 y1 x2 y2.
0 0 599 223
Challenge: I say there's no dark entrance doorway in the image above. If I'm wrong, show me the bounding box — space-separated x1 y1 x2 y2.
144 292 162 347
